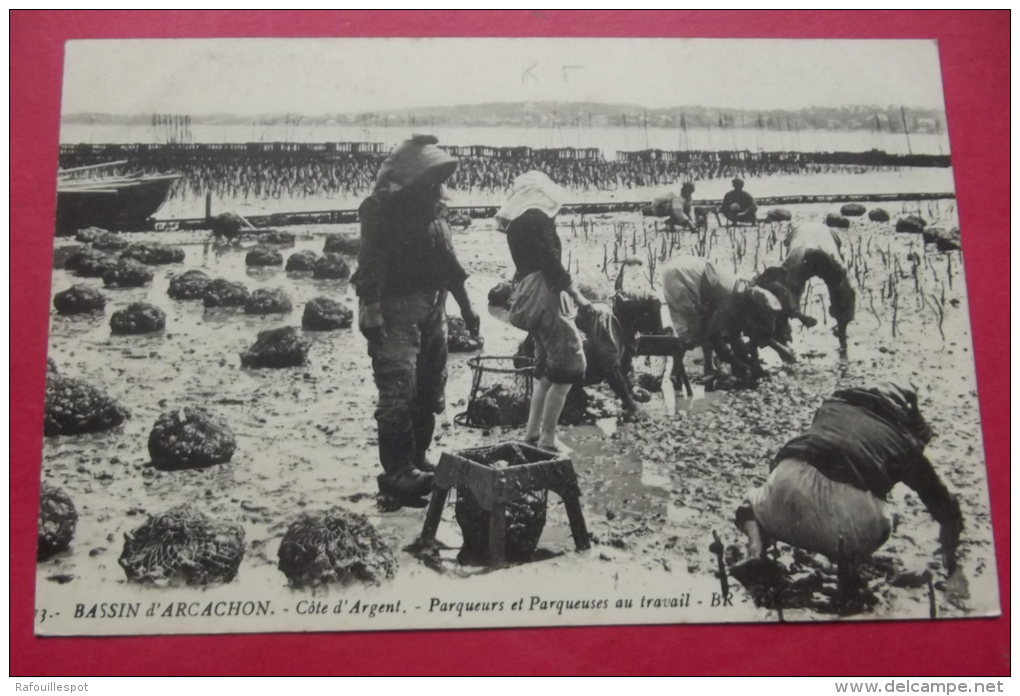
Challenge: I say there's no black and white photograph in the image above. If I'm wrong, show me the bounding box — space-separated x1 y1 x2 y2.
36 37 999 636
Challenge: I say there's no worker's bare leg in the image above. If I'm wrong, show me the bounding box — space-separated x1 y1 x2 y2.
525 376 551 443
729 502 782 589
743 519 765 558
538 381 572 450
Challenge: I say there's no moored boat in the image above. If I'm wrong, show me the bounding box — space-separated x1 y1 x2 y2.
55 163 181 234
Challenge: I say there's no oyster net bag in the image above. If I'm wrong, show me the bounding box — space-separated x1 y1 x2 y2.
119 504 245 586
455 356 534 428
240 326 310 368
148 407 236 471
38 484 78 560
168 269 211 300
120 242 186 265
277 507 397 588
44 374 129 436
110 302 166 334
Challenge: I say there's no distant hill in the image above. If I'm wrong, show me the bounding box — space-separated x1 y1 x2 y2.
64 102 946 133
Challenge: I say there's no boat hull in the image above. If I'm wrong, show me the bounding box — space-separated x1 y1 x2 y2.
55 177 178 234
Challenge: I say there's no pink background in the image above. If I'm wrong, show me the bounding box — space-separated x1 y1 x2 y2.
11 11 1010 676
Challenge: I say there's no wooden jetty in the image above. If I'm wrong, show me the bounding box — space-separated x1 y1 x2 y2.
616 148 951 168
123 191 956 233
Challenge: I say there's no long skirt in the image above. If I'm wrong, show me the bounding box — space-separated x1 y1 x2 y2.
746 458 892 561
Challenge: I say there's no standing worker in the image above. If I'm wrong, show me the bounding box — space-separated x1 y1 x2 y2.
722 177 758 225
352 135 480 510
499 171 591 453
517 301 646 422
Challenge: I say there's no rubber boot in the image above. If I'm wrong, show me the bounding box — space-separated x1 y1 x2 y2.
411 410 437 473
376 421 434 503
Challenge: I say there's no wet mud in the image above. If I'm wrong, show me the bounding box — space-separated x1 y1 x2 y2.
38 190 995 621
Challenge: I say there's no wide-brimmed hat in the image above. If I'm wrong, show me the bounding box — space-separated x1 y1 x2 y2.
374 134 458 192
495 171 566 230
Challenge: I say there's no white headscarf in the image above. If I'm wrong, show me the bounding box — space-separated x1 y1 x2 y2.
495 171 566 231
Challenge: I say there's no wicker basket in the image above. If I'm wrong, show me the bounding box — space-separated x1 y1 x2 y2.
455 356 535 429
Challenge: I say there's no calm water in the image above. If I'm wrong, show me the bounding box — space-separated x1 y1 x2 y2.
60 123 950 157
57 123 957 220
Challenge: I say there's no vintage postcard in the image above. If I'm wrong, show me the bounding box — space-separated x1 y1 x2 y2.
36 38 999 636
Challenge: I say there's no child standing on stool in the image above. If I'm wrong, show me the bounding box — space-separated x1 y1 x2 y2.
498 171 591 453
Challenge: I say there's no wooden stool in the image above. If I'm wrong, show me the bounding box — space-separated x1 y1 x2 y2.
418 442 591 567
633 331 692 397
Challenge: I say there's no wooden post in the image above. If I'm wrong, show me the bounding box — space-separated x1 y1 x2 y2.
205 191 212 221
674 353 694 397
711 531 729 599
488 502 508 567
419 486 449 544
926 571 937 620
563 495 591 551
900 106 913 155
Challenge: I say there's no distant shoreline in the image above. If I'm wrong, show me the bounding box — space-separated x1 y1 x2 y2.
61 102 947 136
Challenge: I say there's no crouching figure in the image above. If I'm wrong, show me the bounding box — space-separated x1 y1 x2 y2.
660 255 789 385
731 381 963 599
757 221 856 353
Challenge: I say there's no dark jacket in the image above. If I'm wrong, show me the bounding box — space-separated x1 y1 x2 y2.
506 209 572 293
352 190 469 303
575 303 624 384
775 386 959 530
722 189 756 212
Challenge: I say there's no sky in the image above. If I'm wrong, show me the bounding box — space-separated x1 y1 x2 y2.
61 38 948 116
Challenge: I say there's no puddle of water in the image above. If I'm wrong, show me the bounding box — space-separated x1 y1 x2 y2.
562 425 669 520
40 208 994 624
640 467 672 489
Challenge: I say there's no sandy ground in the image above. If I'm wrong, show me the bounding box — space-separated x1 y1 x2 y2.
35 178 999 635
